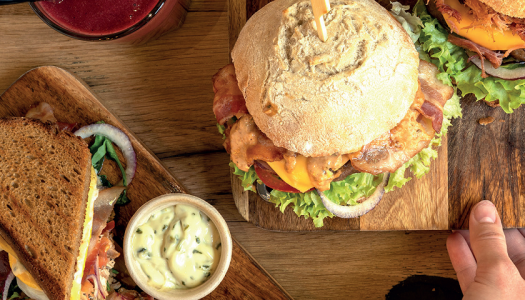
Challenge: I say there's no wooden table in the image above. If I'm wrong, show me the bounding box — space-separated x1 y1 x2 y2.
0 2 458 298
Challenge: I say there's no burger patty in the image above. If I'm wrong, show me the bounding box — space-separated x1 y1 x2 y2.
213 61 453 191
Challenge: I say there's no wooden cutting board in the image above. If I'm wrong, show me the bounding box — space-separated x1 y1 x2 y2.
229 0 523 231
0 66 292 299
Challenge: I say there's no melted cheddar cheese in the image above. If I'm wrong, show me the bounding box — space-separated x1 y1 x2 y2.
443 0 525 50
268 155 315 193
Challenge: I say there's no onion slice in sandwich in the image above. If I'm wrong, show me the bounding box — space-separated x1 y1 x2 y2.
470 56 525 80
74 124 136 185
2 271 13 300
317 173 390 218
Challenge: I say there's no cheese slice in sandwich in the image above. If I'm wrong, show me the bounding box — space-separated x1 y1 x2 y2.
0 117 96 300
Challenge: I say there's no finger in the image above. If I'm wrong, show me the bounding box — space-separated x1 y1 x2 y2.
519 228 525 238
469 201 512 284
447 231 477 293
504 229 525 278
454 230 471 249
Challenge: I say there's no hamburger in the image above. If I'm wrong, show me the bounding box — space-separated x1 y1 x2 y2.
213 0 460 227
418 0 525 112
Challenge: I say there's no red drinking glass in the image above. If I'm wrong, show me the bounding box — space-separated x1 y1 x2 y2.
30 0 191 44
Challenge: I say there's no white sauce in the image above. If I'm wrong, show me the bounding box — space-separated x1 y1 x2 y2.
131 205 221 290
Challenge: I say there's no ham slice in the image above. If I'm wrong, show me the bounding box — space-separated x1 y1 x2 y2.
82 187 124 287
212 64 249 125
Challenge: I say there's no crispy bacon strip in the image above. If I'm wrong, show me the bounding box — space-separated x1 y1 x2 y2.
418 60 454 132
212 64 248 125
448 34 504 78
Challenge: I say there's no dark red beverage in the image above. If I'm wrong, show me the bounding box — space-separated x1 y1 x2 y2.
31 0 190 44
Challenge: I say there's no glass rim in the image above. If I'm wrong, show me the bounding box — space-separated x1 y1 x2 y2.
30 0 167 42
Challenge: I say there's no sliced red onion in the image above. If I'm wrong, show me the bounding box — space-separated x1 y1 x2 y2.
94 256 106 299
470 56 525 80
86 275 99 300
74 124 136 185
317 173 390 218
2 271 14 300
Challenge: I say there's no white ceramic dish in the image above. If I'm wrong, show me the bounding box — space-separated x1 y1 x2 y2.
123 193 232 300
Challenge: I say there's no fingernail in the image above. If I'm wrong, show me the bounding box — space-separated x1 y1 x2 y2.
473 201 496 224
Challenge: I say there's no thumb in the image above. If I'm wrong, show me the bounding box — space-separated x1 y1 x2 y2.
469 200 511 283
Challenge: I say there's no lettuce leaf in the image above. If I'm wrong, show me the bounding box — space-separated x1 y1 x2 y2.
414 0 525 113
390 2 423 43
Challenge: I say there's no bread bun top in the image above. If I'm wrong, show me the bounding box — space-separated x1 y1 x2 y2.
231 0 419 157
478 0 525 18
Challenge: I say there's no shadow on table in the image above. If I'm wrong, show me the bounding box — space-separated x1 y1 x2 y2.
386 275 462 300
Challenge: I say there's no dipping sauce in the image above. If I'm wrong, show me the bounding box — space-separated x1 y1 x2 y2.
131 204 221 290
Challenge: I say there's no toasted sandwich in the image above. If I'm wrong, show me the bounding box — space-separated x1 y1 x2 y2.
0 117 119 300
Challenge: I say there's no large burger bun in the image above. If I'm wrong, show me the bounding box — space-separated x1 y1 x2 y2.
231 0 419 157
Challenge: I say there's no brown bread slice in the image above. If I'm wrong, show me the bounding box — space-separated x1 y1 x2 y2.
0 117 92 300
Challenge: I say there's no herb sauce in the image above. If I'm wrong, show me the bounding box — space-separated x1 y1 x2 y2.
131 205 221 290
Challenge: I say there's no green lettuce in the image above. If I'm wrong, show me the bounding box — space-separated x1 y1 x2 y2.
414 0 525 113
390 2 423 43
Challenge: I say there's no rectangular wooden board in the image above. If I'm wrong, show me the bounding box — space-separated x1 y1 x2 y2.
0 66 292 299
229 0 523 231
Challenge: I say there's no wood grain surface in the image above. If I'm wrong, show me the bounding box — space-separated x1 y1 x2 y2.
0 2 459 299
0 66 291 299
448 94 525 229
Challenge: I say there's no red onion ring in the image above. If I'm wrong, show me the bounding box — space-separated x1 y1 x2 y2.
317 173 390 218
74 124 136 185
86 274 99 300
94 256 106 299
2 271 14 300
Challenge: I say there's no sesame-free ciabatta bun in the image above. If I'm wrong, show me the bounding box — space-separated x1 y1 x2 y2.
478 0 525 18
231 0 419 157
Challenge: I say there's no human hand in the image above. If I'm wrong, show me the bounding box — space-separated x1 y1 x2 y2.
446 200 525 299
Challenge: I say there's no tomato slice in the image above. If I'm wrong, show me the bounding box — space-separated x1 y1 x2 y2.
254 163 303 193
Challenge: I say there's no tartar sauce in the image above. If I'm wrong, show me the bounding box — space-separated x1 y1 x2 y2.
131 204 221 290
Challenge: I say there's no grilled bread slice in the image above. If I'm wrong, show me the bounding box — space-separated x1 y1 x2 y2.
0 117 91 300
